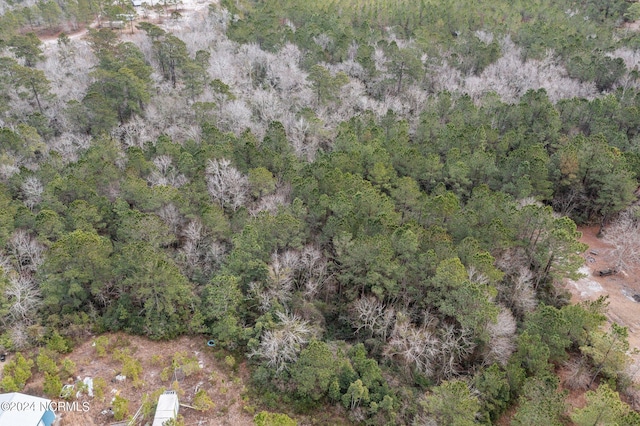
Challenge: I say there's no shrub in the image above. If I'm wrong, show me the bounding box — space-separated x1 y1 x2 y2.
254 411 297 426
43 372 62 398
113 395 129 421
60 359 76 380
193 389 215 411
36 351 58 375
46 332 71 353
93 377 107 401
93 336 110 357
114 349 143 386
0 353 34 391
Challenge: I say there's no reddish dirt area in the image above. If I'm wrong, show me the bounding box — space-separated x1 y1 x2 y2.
498 225 640 424
22 333 256 426
565 225 640 377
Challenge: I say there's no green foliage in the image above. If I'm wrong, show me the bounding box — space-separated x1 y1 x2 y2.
567 54 626 91
429 257 498 334
308 65 348 105
524 305 571 363
420 380 480 426
3 60 51 114
248 167 276 199
46 331 71 353
2 1 640 423
551 135 636 222
581 323 631 386
201 274 243 347
511 376 567 426
474 364 510 423
79 32 152 133
114 348 143 387
36 351 58 375
193 389 215 411
561 298 607 348
0 185 18 247
571 383 631 426
291 340 337 402
160 351 201 381
60 358 76 380
112 394 129 421
341 379 369 410
42 371 62 398
171 351 201 377
626 3 640 21
40 230 113 317
105 242 198 339
0 353 34 391
141 387 167 419
8 33 43 67
254 411 297 426
511 331 552 378
93 336 110 357
93 377 107 401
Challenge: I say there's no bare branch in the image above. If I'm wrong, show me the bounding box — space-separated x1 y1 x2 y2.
483 307 517 367
604 207 640 272
249 312 312 372
21 176 43 211
205 158 248 210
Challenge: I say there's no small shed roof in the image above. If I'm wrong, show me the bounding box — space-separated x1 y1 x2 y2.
152 391 179 426
0 393 54 426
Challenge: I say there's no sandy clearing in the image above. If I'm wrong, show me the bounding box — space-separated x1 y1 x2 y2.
565 226 640 381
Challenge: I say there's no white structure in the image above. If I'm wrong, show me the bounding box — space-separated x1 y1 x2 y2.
152 391 179 426
0 393 56 426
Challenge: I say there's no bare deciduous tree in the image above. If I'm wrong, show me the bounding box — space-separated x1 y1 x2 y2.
21 176 43 211
0 230 44 341
8 323 30 350
297 245 329 300
205 158 248 211
178 219 225 279
563 357 591 390
48 133 91 165
604 207 640 272
157 203 183 234
384 312 440 378
8 230 44 274
111 116 155 149
313 33 333 51
180 219 205 270
249 184 291 216
249 311 312 373
148 155 188 188
496 248 538 318
437 325 476 380
351 295 395 340
249 251 297 311
430 36 598 103
0 160 20 181
483 307 517 367
5 273 41 325
251 89 284 124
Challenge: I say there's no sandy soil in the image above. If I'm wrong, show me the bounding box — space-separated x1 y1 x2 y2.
21 333 255 426
38 0 215 46
565 226 640 380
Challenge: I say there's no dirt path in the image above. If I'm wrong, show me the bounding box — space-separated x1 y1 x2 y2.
565 226 640 378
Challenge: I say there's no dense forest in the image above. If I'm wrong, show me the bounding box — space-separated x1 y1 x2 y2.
2 0 640 423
